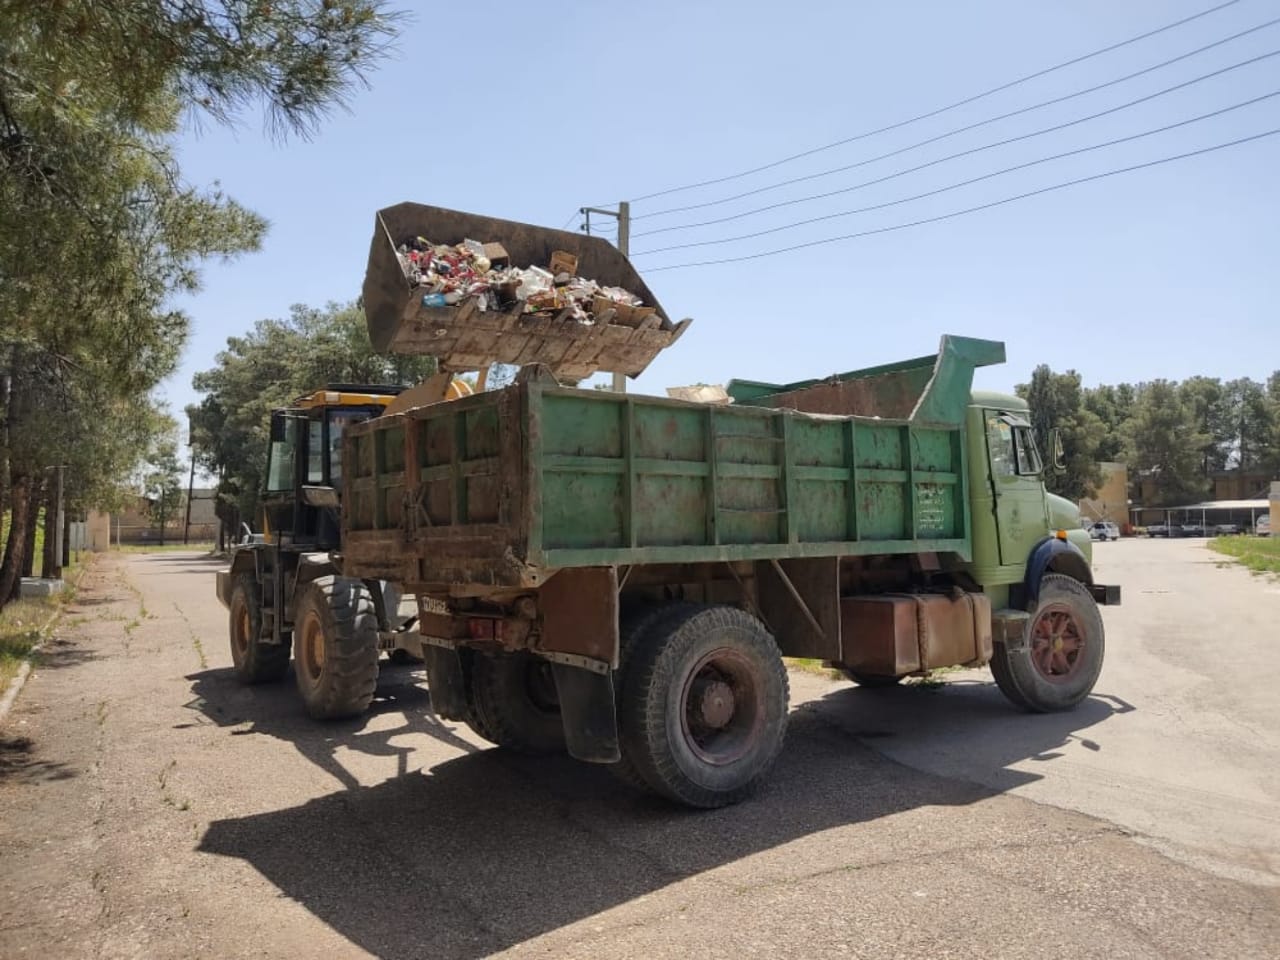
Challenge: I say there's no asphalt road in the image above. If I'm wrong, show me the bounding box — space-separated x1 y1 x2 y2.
1 541 1278 959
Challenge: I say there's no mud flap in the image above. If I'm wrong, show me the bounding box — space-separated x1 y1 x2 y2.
550 663 620 764
422 646 468 721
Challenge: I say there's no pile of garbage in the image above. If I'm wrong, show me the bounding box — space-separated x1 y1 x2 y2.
396 237 652 325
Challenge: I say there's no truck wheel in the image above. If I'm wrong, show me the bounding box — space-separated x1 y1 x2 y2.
619 605 789 808
470 652 566 754
228 573 289 683
292 577 380 720
991 574 1104 713
610 604 693 789
839 670 902 688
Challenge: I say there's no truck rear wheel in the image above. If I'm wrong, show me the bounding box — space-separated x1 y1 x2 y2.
611 603 693 789
292 577 380 720
618 605 789 809
228 573 290 684
991 574 1104 713
470 652 566 754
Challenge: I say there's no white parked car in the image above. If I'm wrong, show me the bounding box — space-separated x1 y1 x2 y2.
1258 514 1271 537
1088 521 1120 541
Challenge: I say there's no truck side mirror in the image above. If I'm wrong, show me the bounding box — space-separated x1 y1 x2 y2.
1047 428 1066 472
269 412 287 442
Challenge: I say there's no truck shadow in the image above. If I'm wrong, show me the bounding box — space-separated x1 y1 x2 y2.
191 670 1129 960
183 664 479 791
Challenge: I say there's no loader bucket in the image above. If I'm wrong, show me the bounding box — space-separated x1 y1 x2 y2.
363 203 691 380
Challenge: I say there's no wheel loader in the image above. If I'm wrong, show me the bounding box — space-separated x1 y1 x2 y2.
214 380 473 718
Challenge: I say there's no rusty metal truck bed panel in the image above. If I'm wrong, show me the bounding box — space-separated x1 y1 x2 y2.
341 337 1006 589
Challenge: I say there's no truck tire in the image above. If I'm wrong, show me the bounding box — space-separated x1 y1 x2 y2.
228 573 290 684
990 573 1104 713
610 603 693 789
618 605 789 808
292 576 380 720
470 652 566 754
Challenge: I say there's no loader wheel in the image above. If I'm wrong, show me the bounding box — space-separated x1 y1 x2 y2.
292 577 380 720
470 652 566 754
991 574 1104 713
228 574 289 684
839 670 903 688
618 605 789 809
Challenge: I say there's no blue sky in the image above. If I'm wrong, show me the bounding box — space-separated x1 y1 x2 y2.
168 0 1280 442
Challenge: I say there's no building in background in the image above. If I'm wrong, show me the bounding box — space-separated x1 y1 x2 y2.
1079 461 1128 525
85 489 218 549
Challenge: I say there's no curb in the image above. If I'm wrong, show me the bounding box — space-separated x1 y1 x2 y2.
0 607 66 727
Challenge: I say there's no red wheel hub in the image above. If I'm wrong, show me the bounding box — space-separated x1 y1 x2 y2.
1029 603 1086 683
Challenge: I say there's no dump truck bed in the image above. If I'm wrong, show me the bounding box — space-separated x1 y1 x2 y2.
340 337 1004 590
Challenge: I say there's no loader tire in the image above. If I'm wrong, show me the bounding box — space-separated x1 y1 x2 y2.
228 574 290 684
470 652 566 754
292 576 380 720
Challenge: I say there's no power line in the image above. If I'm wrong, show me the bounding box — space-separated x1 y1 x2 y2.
627 0 1244 204
558 210 580 231
631 48 1280 246
633 14 1280 226
636 91 1280 257
643 127 1280 272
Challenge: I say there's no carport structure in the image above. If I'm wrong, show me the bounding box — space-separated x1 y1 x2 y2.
1131 499 1269 534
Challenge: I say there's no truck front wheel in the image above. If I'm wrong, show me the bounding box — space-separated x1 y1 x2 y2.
292 577 380 720
470 652 566 754
991 573 1105 712
228 573 290 684
618 605 789 808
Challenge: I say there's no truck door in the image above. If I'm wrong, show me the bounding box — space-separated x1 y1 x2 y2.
985 412 1050 566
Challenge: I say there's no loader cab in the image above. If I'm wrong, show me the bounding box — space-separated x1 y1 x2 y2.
966 392 1051 578
260 385 406 549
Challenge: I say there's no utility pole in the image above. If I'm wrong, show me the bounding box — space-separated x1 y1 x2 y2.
578 201 631 393
183 416 196 545
43 465 64 579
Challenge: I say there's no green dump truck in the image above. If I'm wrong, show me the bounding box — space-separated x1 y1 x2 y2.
339 317 1120 806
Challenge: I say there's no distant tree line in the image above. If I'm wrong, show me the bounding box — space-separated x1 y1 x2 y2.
1018 367 1280 506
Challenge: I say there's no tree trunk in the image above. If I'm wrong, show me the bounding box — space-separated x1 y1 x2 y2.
62 509 72 568
0 474 32 607
23 477 44 579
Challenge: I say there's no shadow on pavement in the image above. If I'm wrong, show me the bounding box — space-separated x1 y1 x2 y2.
0 735 78 784
183 664 477 790
128 553 226 566
190 666 1131 960
32 635 100 671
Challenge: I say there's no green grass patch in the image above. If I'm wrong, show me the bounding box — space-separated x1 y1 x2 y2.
1210 536 1280 576
0 558 91 688
0 598 57 688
